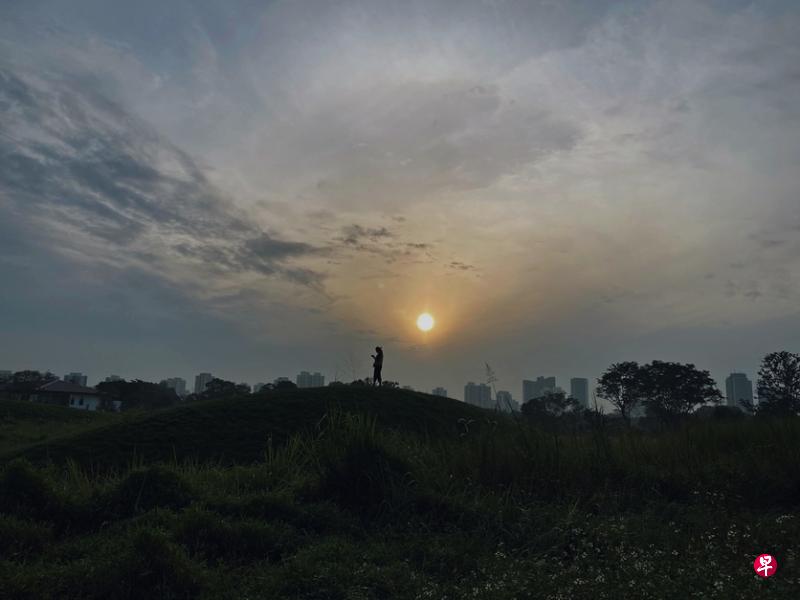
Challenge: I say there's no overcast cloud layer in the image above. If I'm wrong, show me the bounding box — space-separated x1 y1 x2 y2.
1 0 799 398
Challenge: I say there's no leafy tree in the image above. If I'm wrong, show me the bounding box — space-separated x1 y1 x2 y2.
597 361 643 425
273 379 298 391
4 371 59 400
639 360 721 423
756 351 800 416
96 379 179 411
521 390 581 419
199 378 251 400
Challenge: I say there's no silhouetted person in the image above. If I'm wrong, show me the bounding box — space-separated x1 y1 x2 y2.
371 346 383 386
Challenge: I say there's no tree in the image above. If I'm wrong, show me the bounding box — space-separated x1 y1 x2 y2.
5 370 59 400
597 362 643 425
639 360 721 423
381 381 399 389
273 379 297 391
756 351 800 416
96 379 179 411
521 390 581 419
199 378 252 399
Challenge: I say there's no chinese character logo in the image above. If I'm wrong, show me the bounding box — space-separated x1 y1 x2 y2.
753 554 777 578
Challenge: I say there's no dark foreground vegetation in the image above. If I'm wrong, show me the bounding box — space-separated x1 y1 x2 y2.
1 388 798 599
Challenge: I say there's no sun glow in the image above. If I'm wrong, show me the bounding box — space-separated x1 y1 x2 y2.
416 312 435 332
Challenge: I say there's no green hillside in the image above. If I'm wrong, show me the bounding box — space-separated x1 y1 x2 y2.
0 399 113 456
1 389 799 598
2 387 492 471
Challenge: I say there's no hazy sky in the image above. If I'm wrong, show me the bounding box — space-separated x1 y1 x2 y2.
1 0 798 399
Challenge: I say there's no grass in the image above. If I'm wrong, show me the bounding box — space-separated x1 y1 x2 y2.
0 398 115 456
1 387 490 472
0 388 798 598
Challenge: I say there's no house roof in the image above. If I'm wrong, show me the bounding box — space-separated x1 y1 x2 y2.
37 380 100 395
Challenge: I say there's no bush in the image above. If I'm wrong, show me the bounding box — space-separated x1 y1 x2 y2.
173 507 298 563
304 411 412 514
0 460 67 521
97 465 194 520
0 514 53 559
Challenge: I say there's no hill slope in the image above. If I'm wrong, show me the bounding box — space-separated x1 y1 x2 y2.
0 398 113 455
3 387 493 471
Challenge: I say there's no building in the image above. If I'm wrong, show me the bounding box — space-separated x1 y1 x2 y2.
194 372 214 394
496 390 519 412
464 382 493 409
297 371 326 388
522 376 556 404
570 378 590 408
64 372 88 387
432 387 448 397
31 380 102 411
253 382 266 393
0 370 12 381
161 377 187 397
725 372 754 410
104 375 123 383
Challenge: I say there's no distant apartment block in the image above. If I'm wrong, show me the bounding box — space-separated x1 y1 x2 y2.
496 390 519 412
522 376 556 404
0 370 11 381
64 372 88 387
725 372 754 410
253 382 266 393
161 377 187 397
570 378 589 408
194 372 214 394
432 387 448 397
297 371 325 388
464 382 492 409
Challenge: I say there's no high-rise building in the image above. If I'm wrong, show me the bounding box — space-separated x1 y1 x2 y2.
570 378 589 408
194 372 214 394
432 387 448 397
297 371 325 388
296 371 312 388
161 377 187 397
0 370 12 381
104 375 122 383
64 372 87 387
464 382 492 409
522 376 556 404
725 372 753 410
496 390 519 412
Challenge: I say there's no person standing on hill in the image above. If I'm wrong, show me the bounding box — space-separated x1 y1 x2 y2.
371 347 383 386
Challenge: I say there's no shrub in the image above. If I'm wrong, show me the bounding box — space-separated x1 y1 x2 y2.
173 507 298 563
97 465 193 520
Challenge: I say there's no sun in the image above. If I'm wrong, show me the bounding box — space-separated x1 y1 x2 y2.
416 312 435 332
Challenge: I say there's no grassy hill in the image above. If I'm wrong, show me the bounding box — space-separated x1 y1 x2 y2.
1 388 799 599
0 398 114 456
2 387 493 471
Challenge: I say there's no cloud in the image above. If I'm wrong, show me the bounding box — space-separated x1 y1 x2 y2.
0 63 325 296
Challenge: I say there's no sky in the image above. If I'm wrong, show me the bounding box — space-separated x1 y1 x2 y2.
1 0 799 400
